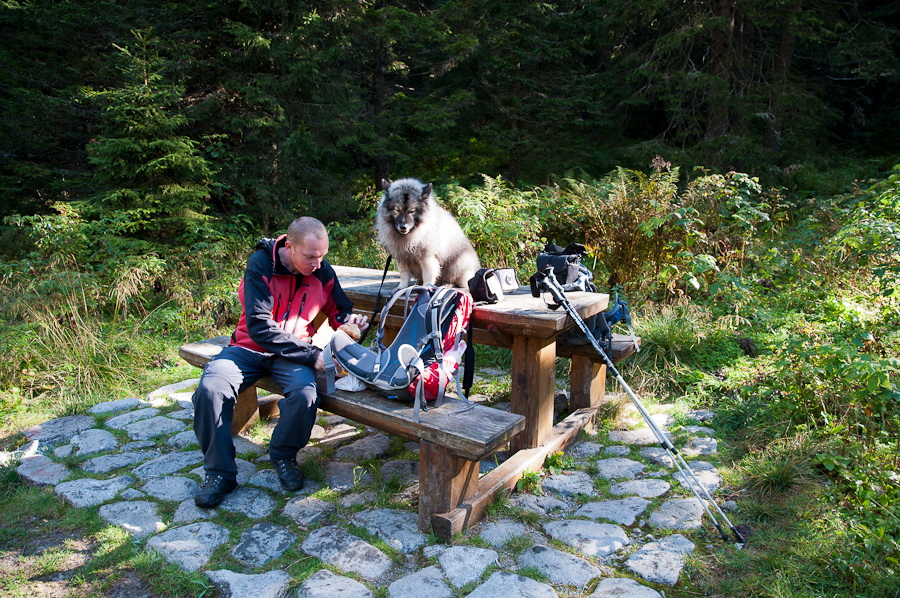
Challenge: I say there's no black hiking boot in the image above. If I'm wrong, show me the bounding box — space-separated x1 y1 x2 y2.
272 457 305 491
194 474 238 508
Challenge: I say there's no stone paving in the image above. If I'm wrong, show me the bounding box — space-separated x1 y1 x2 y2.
10 376 742 597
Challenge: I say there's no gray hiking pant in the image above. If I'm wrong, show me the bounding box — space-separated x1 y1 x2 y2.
192 345 320 481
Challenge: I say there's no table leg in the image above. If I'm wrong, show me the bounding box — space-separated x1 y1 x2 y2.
569 355 607 410
510 335 556 451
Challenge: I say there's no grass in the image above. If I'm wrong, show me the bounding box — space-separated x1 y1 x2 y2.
1 170 899 597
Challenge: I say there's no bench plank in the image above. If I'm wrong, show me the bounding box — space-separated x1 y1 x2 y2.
178 336 525 462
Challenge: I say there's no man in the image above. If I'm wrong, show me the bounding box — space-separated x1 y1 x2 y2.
192 216 369 508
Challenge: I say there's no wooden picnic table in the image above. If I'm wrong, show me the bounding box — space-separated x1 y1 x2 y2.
332 265 612 451
181 265 638 539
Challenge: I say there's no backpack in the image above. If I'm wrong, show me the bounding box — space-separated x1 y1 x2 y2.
324 285 474 422
533 243 639 355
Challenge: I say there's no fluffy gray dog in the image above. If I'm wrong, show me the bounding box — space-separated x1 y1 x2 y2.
377 178 481 289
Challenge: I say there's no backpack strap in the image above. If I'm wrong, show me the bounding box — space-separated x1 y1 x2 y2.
359 255 392 345
322 344 337 394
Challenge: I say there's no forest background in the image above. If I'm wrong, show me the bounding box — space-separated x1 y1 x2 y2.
0 1 898 596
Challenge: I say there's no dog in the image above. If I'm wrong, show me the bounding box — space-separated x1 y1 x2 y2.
377 178 481 289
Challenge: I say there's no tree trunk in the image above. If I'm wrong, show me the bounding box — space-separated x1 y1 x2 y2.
764 0 802 156
705 0 735 140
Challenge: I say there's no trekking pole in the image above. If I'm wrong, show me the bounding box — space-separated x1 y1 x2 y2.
532 269 746 544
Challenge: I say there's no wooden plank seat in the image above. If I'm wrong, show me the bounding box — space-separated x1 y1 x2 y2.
179 336 526 537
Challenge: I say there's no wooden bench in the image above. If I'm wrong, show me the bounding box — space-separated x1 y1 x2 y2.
179 336 525 538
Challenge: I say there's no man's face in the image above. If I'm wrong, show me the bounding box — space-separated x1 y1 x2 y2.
286 235 328 276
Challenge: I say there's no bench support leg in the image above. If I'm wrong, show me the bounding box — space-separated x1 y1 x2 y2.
569 355 607 410
232 387 260 435
432 406 599 540
418 440 479 533
510 336 556 451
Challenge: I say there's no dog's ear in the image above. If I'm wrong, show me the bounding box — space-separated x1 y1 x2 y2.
380 178 391 191
421 183 432 198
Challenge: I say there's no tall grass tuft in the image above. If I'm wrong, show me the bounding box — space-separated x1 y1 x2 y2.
620 301 711 397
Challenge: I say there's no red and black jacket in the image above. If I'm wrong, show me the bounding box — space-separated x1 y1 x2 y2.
231 235 354 366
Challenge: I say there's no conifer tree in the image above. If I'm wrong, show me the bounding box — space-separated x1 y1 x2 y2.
86 29 213 241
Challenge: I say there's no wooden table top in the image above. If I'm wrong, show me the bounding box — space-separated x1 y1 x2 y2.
332 265 609 339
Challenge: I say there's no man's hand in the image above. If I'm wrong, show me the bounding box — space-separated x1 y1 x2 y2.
345 313 370 333
314 350 325 372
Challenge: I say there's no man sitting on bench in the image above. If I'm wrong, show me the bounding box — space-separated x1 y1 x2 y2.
192 216 370 508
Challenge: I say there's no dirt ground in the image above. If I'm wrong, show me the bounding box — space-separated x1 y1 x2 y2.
1 529 162 598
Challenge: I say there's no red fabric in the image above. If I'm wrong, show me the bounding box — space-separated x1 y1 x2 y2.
407 291 473 401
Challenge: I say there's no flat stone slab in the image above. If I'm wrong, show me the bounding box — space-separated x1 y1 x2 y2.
206 570 292 598
604 445 631 456
104 408 159 430
172 499 215 524
169 391 195 409
142 476 198 501
316 423 360 448
608 479 671 498
576 497 651 526
438 545 497 588
335 433 391 461
682 425 716 436
147 522 229 572
588 578 663 597
302 526 391 580
683 437 718 456
89 397 141 414
649 498 706 530
132 451 202 479
121 440 156 450
297 569 373 598
517 544 603 587
625 534 695 586
55 475 134 507
167 408 195 421
231 522 297 567
608 428 671 445
282 495 335 528
167 430 198 449
640 447 674 468
388 565 453 598
508 493 568 516
324 461 373 490
98 500 164 539
352 508 427 553
232 435 266 456
123 416 186 440
466 571 557 598
81 450 161 474
478 519 530 549
672 461 722 493
63 428 118 457
341 491 378 508
594 458 645 480
17 455 71 486
544 520 630 557
247 469 284 492
686 409 715 422
23 415 94 446
146 378 199 400
542 471 597 497
567 441 604 458
380 459 419 486
219 486 276 519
